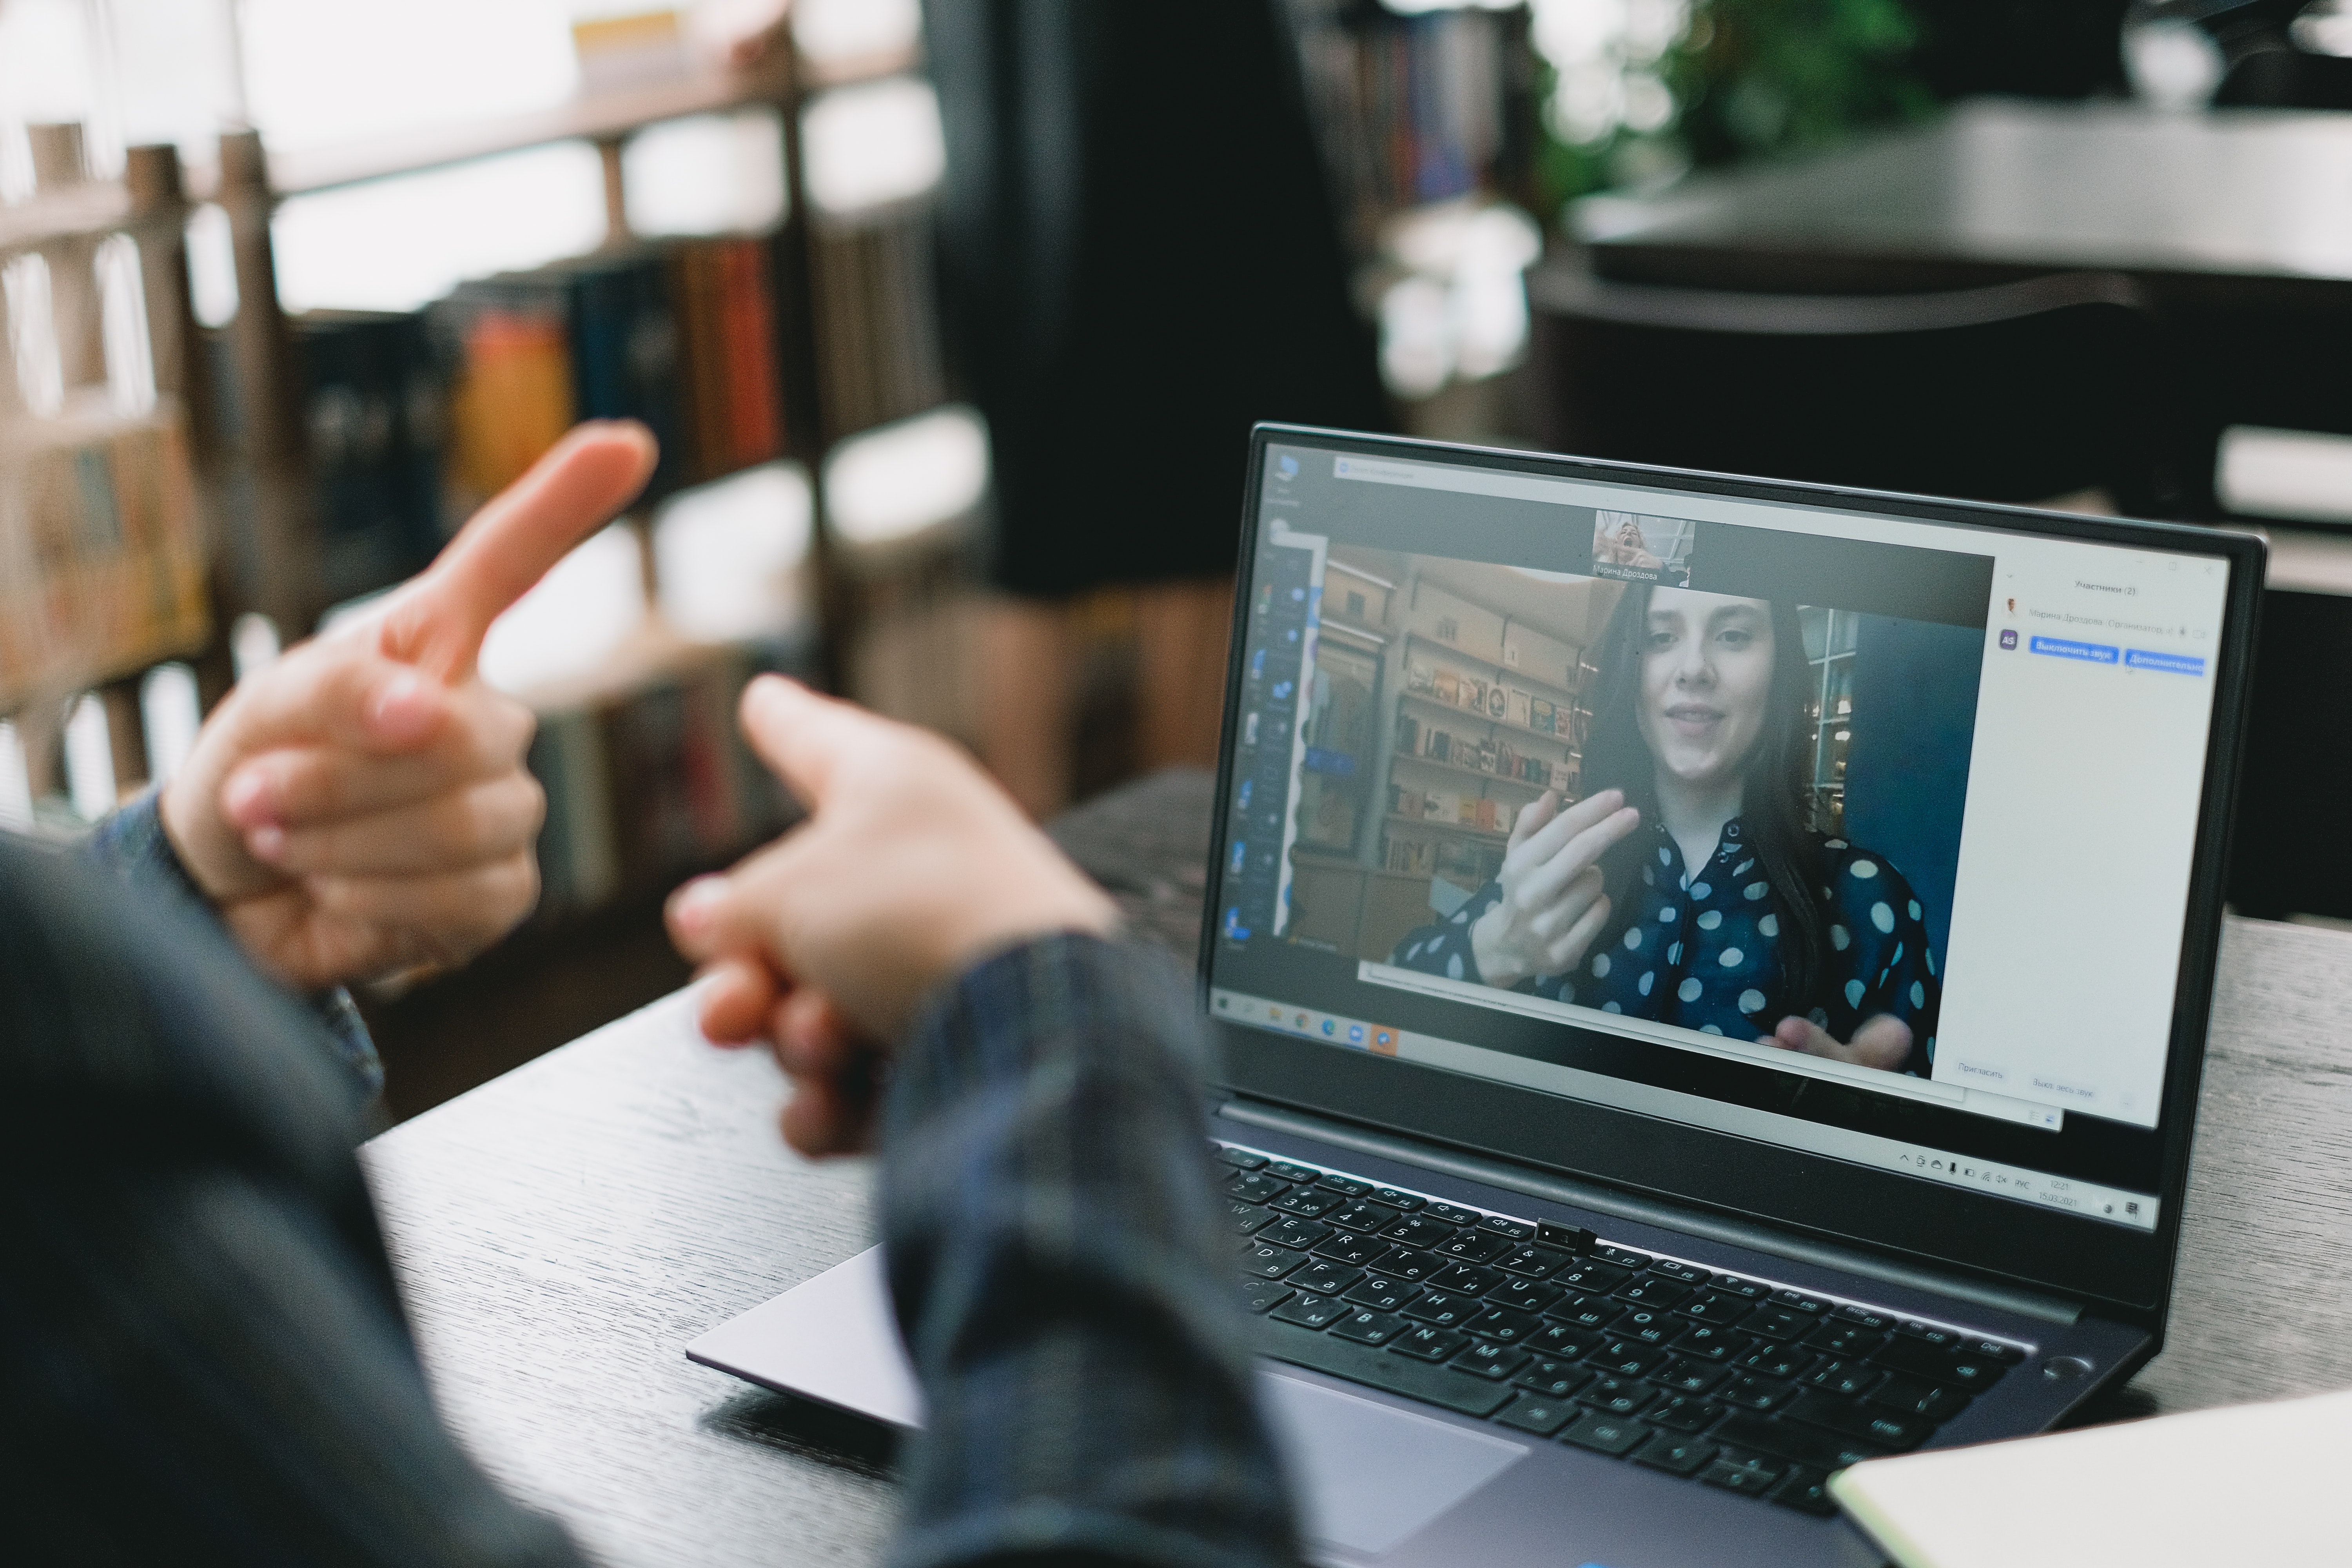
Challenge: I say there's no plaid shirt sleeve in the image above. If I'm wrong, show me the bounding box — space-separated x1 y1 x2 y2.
85 788 385 1103
880 933 1303 1568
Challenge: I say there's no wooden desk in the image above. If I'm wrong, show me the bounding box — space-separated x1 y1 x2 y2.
363 768 2352 1566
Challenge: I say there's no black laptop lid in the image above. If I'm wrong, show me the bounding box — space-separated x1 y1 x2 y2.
1201 426 2263 1330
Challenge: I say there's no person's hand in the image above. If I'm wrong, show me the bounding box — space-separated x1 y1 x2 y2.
1468 788 1642 991
161 422 658 991
666 676 1121 1156
1762 1013 1913 1072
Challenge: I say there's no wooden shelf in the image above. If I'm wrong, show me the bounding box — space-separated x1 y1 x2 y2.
1400 689 1581 748
1390 750 1552 792
1405 630 1580 701
1385 811 1509 845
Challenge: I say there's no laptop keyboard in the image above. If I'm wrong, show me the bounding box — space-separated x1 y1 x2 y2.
1214 1142 2030 1517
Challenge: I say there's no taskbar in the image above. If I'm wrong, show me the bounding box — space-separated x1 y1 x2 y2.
1210 988 2161 1233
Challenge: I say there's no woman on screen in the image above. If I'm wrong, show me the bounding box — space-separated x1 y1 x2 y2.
1389 584 1941 1075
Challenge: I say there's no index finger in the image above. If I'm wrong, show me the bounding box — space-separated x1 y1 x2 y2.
379 421 658 682
735 673 926 809
1511 788 1626 869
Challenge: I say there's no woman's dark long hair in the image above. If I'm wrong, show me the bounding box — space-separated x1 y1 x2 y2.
1581 583 1826 1012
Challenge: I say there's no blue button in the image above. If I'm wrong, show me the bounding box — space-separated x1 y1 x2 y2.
2029 636 2118 664
2125 648 2205 675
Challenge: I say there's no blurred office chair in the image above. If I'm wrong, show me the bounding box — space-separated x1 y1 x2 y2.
1527 265 2186 515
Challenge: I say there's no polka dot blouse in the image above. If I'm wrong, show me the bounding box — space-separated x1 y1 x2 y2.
1388 817 1942 1076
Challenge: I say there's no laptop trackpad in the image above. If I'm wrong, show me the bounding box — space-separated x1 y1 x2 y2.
1258 1372 1526 1560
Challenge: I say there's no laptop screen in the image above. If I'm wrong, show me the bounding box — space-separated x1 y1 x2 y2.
1207 434 2237 1240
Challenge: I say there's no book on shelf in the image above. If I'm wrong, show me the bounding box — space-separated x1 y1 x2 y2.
292 309 450 606
0 403 207 710
811 214 946 443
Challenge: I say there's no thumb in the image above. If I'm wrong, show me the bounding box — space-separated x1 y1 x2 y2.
379 421 658 683
736 674 907 811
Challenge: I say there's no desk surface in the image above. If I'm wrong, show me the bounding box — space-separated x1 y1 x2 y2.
1574 99 2352 289
364 768 2352 1567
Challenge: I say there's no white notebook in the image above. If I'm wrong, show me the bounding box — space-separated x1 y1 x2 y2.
1828 1388 2352 1567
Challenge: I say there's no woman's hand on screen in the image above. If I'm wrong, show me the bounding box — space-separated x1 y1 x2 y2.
1763 1013 1913 1072
1469 789 1641 991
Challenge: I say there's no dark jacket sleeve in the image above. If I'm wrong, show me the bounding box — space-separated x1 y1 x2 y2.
0 831 584 1568
879 933 1302 1568
84 788 385 1102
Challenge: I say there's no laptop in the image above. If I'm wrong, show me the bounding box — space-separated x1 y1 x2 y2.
690 425 2263 1568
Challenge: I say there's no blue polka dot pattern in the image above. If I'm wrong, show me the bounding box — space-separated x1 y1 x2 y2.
1389 816 1942 1074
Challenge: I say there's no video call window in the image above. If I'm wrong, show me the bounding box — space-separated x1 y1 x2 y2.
1278 531 1984 1087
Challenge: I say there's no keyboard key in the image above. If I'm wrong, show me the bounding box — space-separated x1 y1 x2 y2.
1238 1280 1296 1314
1577 1375 1655 1418
1737 1344 1817 1381
1555 1260 1633 1293
1312 1231 1391 1268
1261 1217 1334 1251
1528 1321 1605 1359
1535 1221 1598 1253
1632 1433 1717 1476
1642 1394 1723 1434
1226 1172 1290 1203
1241 1244 1308 1279
1389 1325 1470 1362
1653 1358 1730 1396
1667 1324 1748 1362
1700 1460 1782 1496
1316 1173 1372 1198
1806 1359 1886 1400
1267 1161 1322 1183
1710 1275 1770 1300
1226 1202 1279 1238
1514 1357 1594 1399
1805 1322 1889 1358
1373 1248 1441 1283
1718 1374 1795 1413
1543 1294 1624 1333
1784 1389 1930 1452
1428 1264 1505 1296
1594 1246 1654 1269
1710 1410 1886 1472
1769 1466 1837 1516
1559 1411 1651 1456
1271 1294 1350 1329
1436 1232 1510 1265
1677 1291 1756 1323
1476 1215 1536 1241
1452 1341 1531 1381
1270 1189 1342 1219
1773 1288 1831 1314
1740 1307 1812 1342
1835 1305 1896 1331
1871 1335 2005 1389
1609 1308 1676 1346
1290 1261 1366 1298
1342 1275 1421 1314
1216 1147 1268 1170
1380 1215 1458 1250
1324 1201 1402 1234
1494 1245 1567 1279
1964 1337 2027 1364
1422 1202 1481 1225
1494 1396 1577 1437
1615 1277 1694 1310
1894 1321 1964 1350
1866 1374 1973 1424
1590 1341 1665 1379
1329 1309 1406 1346
1485 1278 1563 1314
1370 1186 1426 1211
1647 1259 1710 1285
1464 1307 1543 1345
1261 1318 1513 1417
1401 1289 1479 1329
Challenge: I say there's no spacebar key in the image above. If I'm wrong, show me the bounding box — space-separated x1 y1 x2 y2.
1261 1320 1517 1417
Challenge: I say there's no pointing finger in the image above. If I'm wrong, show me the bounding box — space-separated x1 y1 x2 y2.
736 673 935 811
379 421 658 682
1506 790 1558 853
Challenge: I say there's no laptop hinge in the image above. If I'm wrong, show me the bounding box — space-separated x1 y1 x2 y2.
1216 1096 2083 1328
